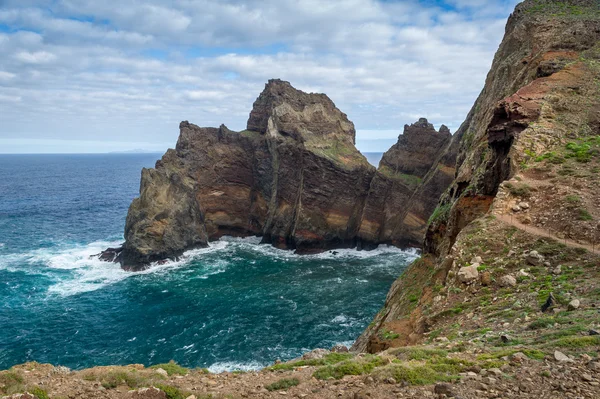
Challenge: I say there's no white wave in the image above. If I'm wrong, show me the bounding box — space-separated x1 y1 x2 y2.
219 235 420 261
46 241 230 297
208 361 266 373
2 233 417 297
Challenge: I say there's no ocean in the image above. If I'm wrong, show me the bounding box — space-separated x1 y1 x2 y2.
0 153 415 372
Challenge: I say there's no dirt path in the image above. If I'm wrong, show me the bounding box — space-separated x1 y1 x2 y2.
496 213 600 254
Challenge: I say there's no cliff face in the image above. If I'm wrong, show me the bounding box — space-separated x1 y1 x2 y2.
104 80 454 270
354 0 600 353
358 119 454 248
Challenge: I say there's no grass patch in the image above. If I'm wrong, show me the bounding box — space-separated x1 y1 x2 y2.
504 182 531 198
265 378 300 391
30 387 49 399
267 352 354 371
0 370 25 395
150 361 189 376
313 355 385 380
81 369 159 389
390 348 448 361
551 336 600 348
578 208 593 221
155 384 188 399
428 203 452 225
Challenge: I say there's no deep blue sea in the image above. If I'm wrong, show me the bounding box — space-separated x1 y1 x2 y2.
0 153 415 372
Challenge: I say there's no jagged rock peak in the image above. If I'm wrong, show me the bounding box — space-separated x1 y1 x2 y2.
377 118 452 180
246 79 356 144
402 118 451 139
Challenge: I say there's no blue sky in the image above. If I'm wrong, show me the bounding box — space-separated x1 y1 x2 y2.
0 0 520 153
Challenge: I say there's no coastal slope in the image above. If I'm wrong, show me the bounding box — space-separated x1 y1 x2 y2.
353 0 600 354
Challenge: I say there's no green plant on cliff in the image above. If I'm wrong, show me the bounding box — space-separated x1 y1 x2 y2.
0 370 25 395
150 361 189 376
267 352 353 371
312 355 385 380
265 378 300 391
428 203 452 225
504 182 531 198
154 384 188 399
30 387 49 399
526 1 600 17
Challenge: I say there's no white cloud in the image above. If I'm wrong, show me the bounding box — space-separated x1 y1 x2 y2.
0 0 518 153
13 50 57 64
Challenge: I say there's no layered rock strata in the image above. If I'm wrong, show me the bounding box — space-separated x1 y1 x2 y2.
103 80 454 270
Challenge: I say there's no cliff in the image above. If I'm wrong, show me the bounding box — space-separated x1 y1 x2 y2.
102 80 454 270
354 0 600 353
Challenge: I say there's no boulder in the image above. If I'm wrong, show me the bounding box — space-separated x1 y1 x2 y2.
331 345 349 353
458 265 479 284
301 348 330 360
154 368 168 377
526 250 544 266
499 275 517 287
554 351 574 363
567 299 580 310
434 383 454 396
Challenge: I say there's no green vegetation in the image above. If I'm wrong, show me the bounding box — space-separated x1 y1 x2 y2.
535 151 565 164
267 352 354 371
150 361 189 376
578 208 593 221
0 370 25 395
390 348 448 361
566 142 594 163
504 182 531 198
381 329 401 340
155 384 188 399
378 165 422 187
551 336 600 348
81 368 161 389
30 387 49 399
313 355 386 380
428 203 452 225
265 378 300 391
526 0 600 18
565 195 581 204
528 317 555 330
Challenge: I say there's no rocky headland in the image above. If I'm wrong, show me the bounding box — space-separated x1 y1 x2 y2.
101 80 453 270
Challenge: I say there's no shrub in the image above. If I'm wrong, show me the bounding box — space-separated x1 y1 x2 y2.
30 387 49 399
150 361 189 376
313 356 385 380
0 370 25 395
267 352 353 371
578 208 593 221
155 384 187 399
265 378 300 391
505 183 531 198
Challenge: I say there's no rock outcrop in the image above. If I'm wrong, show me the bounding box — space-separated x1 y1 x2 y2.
353 0 600 353
103 79 454 270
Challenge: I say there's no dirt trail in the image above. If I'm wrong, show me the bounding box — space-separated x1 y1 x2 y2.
496 213 600 254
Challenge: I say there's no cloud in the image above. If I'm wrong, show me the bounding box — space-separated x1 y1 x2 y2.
0 0 519 153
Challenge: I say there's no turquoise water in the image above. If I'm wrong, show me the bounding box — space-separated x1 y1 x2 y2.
0 154 416 371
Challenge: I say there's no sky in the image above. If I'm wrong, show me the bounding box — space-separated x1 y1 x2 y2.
0 0 521 154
